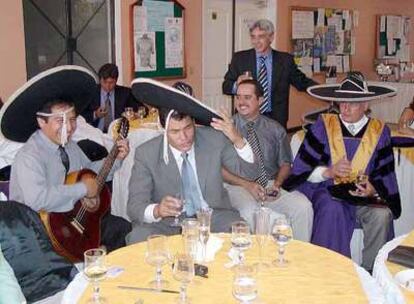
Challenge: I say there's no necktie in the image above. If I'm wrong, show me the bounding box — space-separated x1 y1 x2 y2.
181 152 201 216
258 56 270 113
58 145 70 175
103 92 112 132
246 121 268 187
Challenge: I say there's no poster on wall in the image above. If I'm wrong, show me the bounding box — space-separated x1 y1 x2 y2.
165 17 183 68
143 0 174 32
135 32 157 72
292 11 314 39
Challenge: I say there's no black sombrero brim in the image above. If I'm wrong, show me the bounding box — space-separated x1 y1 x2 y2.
0 65 97 142
307 83 397 102
131 78 221 126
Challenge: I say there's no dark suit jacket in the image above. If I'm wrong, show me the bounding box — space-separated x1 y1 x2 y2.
222 48 317 128
82 84 144 127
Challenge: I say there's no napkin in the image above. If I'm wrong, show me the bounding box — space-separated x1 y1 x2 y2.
194 235 224 262
388 245 414 268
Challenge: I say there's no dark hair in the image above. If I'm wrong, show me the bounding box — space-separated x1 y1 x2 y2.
173 81 194 96
98 63 119 80
158 107 190 129
36 100 75 122
237 79 264 98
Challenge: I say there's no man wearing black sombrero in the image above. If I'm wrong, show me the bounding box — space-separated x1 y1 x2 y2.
126 78 259 243
2 65 131 254
284 72 401 272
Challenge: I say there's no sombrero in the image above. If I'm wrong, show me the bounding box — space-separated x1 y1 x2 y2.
131 78 220 126
307 72 397 103
0 65 97 142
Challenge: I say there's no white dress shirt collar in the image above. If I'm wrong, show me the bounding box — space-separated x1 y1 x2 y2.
339 114 369 136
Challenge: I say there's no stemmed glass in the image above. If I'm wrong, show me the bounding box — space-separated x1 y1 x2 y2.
181 219 200 261
232 264 258 304
171 192 185 227
145 235 170 289
271 217 293 267
231 221 252 265
196 207 213 263
253 207 271 270
173 253 195 304
83 248 108 304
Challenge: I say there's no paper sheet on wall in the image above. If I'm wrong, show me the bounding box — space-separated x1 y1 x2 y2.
165 17 183 68
313 57 321 73
292 11 315 39
335 30 344 54
143 0 174 32
135 32 157 72
326 55 336 67
134 6 147 33
351 34 356 55
380 16 386 32
343 10 351 31
317 8 325 27
387 39 396 55
386 15 402 39
335 56 343 73
343 55 350 72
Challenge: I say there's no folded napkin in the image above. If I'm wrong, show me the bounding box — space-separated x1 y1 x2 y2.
195 235 224 263
388 245 414 268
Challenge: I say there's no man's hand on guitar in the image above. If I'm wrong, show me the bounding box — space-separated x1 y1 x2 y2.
153 196 182 219
116 139 129 160
82 177 99 198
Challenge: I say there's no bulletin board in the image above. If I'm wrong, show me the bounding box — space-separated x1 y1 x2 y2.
290 6 357 76
376 15 411 62
130 0 185 79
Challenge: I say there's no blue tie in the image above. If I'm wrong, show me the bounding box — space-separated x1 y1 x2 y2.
181 152 201 216
258 56 270 113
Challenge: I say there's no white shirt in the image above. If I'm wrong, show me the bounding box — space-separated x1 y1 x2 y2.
143 139 254 223
307 115 369 183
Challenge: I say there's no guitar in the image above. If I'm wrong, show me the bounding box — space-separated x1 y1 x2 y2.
40 118 129 262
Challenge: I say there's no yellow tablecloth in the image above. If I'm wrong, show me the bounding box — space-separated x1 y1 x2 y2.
79 234 368 303
386 231 414 302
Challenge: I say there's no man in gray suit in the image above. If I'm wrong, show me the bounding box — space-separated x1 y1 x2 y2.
126 104 258 244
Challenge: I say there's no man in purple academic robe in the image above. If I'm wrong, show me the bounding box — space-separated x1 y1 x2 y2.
284 72 401 272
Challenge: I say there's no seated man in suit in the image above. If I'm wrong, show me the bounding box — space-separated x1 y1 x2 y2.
7 66 131 254
398 96 414 136
126 80 258 243
284 72 401 272
222 19 316 128
223 79 313 241
82 63 145 132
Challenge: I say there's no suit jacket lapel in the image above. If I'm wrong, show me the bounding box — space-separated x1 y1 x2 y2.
194 134 210 195
160 141 181 187
250 49 257 77
272 50 282 92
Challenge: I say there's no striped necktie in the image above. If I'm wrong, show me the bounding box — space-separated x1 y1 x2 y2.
246 121 268 187
258 56 270 113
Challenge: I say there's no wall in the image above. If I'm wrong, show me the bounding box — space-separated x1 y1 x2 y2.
277 0 414 127
0 1 26 101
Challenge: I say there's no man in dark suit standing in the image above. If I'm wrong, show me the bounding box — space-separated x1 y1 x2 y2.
222 19 316 128
82 63 145 132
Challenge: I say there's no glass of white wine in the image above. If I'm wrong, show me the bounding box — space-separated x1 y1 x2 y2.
181 219 200 261
196 207 213 263
231 221 252 265
271 217 293 267
84 248 108 304
145 234 170 289
173 253 195 304
232 264 258 304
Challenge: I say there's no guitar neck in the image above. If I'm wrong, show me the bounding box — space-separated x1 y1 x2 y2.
95 141 119 191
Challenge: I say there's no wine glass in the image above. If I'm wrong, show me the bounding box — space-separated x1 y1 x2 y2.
173 253 195 304
271 217 293 267
253 207 271 270
196 207 213 263
145 235 170 289
170 192 185 227
84 248 107 304
181 219 200 261
232 264 258 304
231 221 252 265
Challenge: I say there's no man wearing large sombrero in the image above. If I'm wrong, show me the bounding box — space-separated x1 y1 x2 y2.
126 78 259 243
2 65 131 253
284 72 401 272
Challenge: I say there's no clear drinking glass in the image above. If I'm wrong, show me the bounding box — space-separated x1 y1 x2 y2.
171 192 185 227
181 219 200 261
173 253 195 304
145 234 170 289
231 221 252 265
84 248 108 304
253 207 271 270
232 264 258 304
271 217 293 267
196 207 213 263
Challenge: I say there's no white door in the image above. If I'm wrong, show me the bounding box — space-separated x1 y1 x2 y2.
202 0 277 114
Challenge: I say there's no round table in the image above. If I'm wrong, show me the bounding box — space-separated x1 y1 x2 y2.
63 234 383 303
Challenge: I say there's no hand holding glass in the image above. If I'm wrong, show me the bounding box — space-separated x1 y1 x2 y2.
173 253 195 304
271 218 293 267
145 235 170 289
170 193 184 227
84 248 107 304
231 221 252 265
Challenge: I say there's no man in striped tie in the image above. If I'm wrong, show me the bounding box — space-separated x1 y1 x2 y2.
223 19 317 128
223 79 313 242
